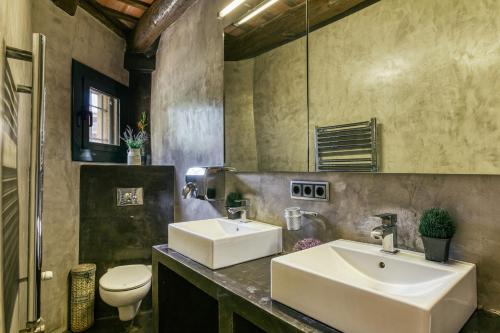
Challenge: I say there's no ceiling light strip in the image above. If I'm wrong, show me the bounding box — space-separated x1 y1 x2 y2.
219 0 247 18
235 0 280 26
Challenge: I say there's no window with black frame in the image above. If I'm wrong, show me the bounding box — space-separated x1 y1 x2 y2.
71 60 129 162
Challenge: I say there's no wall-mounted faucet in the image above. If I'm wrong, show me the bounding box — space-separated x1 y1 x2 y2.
370 213 398 254
227 199 250 222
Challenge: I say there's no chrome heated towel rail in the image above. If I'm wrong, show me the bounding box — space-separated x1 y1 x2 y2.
315 118 378 172
6 33 46 333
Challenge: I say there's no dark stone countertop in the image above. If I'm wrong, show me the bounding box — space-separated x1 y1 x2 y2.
153 245 500 333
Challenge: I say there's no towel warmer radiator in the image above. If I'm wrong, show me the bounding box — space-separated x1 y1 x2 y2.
6 33 46 333
315 118 378 172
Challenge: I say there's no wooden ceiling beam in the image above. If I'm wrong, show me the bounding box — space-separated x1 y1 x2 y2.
51 0 80 16
79 0 130 38
129 0 197 53
224 0 376 60
97 3 140 24
116 0 150 10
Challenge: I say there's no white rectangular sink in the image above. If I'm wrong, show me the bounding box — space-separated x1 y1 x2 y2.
271 239 476 333
168 218 282 269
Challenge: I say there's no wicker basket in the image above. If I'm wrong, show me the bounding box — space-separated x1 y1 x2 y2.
70 263 96 332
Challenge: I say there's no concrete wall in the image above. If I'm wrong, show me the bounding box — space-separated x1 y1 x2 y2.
32 1 128 331
152 0 500 312
226 172 500 312
151 0 225 222
0 1 32 332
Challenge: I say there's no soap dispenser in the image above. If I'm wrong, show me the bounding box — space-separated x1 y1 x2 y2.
181 166 235 201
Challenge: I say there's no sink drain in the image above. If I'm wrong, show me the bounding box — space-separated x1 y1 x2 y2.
378 262 386 269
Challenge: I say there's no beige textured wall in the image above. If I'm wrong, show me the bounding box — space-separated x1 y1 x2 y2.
253 38 308 172
0 1 32 332
224 37 308 172
224 60 258 171
32 1 128 331
309 0 500 174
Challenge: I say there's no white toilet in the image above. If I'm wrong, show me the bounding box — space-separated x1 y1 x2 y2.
99 264 152 321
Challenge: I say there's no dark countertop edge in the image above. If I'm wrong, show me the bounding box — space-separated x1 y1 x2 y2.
152 244 500 333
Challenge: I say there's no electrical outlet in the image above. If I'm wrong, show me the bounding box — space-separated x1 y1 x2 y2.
302 184 314 198
290 181 329 201
314 184 327 199
291 183 302 197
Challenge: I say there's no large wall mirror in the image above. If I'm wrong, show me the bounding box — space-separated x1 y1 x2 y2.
223 0 500 174
222 0 308 172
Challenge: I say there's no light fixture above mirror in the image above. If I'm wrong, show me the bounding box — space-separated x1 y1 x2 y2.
218 0 247 18
234 0 280 26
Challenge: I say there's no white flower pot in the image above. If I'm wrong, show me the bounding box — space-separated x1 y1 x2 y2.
127 148 142 165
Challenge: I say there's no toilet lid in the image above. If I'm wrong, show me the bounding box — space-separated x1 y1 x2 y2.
99 265 151 291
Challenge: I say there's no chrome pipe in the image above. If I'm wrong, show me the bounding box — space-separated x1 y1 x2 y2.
27 33 46 326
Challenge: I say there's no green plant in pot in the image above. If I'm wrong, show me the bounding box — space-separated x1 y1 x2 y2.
419 208 456 262
121 125 147 165
226 192 242 220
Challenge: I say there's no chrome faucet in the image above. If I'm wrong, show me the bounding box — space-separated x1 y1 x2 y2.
227 199 250 222
370 213 398 254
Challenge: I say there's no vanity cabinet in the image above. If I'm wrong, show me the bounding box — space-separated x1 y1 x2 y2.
157 264 219 332
152 245 336 333
154 264 301 333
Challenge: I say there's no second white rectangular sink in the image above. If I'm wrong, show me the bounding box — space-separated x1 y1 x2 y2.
271 239 476 333
168 218 282 269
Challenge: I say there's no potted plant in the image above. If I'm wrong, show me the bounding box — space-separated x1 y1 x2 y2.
121 125 147 165
419 208 456 262
226 192 242 219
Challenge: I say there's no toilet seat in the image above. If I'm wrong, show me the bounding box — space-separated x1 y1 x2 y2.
99 264 151 292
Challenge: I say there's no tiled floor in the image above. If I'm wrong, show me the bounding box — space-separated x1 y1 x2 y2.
67 311 152 333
